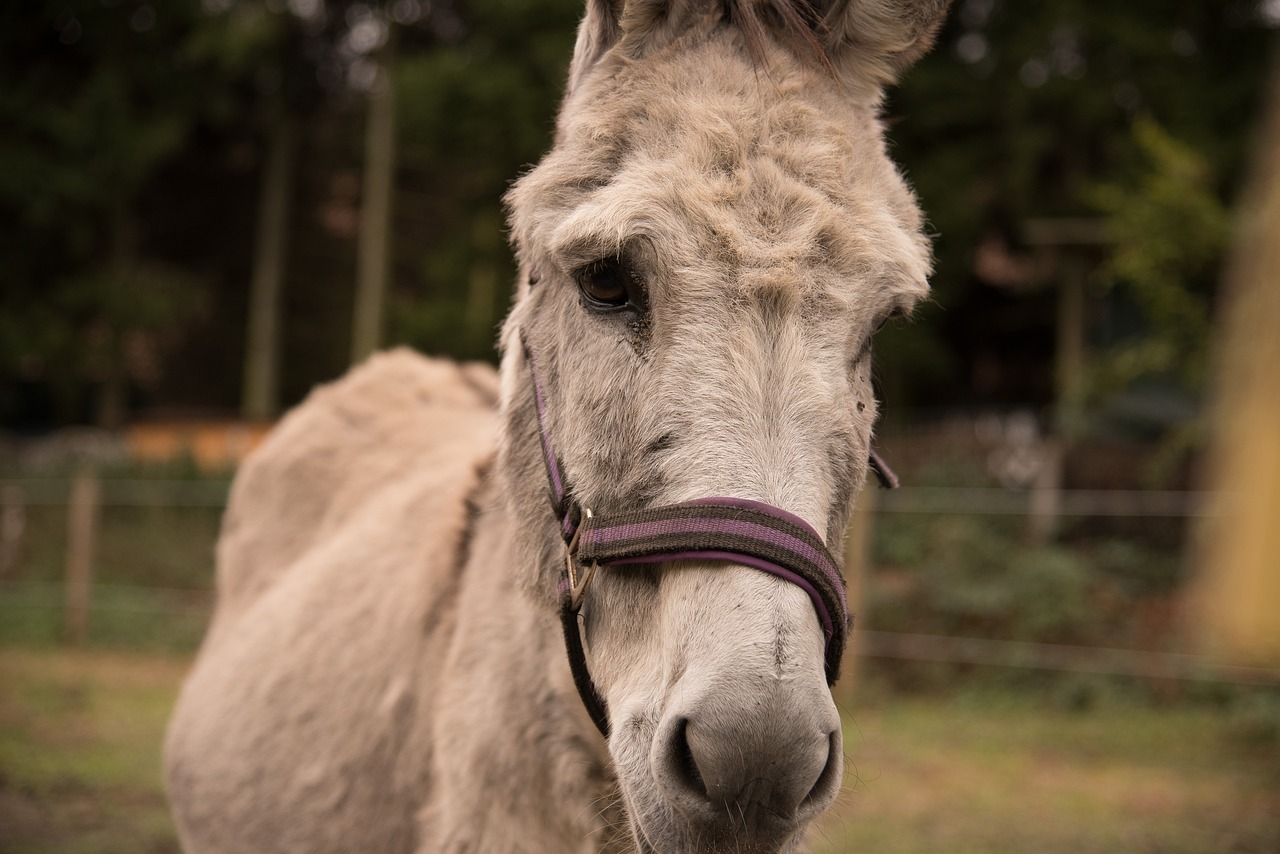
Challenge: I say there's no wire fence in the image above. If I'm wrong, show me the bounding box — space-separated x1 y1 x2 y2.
875 487 1219 518
1 475 1276 684
0 478 1225 514
856 631 1280 686
0 477 231 507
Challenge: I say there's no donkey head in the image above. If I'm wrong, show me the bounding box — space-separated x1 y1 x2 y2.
500 1 947 850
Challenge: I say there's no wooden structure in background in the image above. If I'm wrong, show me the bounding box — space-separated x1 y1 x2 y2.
1021 218 1111 544
1195 59 1280 667
125 420 273 471
838 483 878 701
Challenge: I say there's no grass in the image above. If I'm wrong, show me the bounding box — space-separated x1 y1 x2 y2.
0 583 210 653
0 646 1277 853
0 648 185 854
815 688 1280 853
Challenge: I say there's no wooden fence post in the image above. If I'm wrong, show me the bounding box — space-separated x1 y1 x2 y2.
0 484 25 577
839 483 877 705
64 470 101 645
1026 437 1064 545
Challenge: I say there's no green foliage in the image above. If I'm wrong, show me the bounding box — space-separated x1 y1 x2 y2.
1089 117 1229 395
388 0 579 359
1 0 1272 428
0 1 278 424
882 0 1271 412
867 451 1188 658
1092 535 1183 596
872 511 1103 645
0 649 183 852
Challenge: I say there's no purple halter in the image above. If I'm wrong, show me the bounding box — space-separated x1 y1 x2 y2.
522 333 866 738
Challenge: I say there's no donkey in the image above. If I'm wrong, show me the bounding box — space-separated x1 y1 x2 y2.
164 1 949 851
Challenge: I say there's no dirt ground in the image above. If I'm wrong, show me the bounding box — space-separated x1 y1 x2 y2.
2 647 1277 853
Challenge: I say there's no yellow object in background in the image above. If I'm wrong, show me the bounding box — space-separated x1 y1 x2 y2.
1196 56 1280 668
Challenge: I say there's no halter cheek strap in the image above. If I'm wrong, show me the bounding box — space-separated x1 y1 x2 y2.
522 333 874 739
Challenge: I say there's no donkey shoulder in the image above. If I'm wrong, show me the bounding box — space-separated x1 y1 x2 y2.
167 350 502 853
214 348 499 618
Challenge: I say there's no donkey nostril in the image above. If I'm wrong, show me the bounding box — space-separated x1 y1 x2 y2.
670 717 708 800
802 729 843 810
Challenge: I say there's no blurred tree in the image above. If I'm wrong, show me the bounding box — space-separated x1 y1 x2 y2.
1090 119 1228 396
881 0 1273 425
351 30 397 363
1 0 1272 432
240 6 321 422
242 108 298 421
225 0 531 372
390 0 580 360
1195 52 1280 667
0 0 277 427
1088 117 1230 472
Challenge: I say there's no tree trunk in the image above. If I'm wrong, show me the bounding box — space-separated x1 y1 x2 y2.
1194 56 1280 667
351 37 398 365
242 112 297 421
95 328 125 431
1054 257 1088 442
465 211 499 350
96 208 133 430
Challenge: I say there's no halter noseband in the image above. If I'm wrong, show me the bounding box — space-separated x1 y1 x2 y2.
523 333 891 738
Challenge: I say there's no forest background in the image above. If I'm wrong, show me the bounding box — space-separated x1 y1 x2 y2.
2 3 1279 850
2 0 1273 438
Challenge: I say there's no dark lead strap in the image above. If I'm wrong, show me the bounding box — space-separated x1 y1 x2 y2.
522 332 886 739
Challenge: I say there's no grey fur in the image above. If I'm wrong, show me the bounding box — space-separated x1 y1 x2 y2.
164 2 949 851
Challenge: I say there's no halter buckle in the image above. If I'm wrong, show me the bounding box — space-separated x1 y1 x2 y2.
565 508 597 611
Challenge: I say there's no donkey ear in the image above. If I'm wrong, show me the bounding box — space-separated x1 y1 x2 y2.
820 0 952 90
567 0 624 94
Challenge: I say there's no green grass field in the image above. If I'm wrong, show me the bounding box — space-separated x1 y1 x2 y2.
0 648 184 854
817 689 1280 852
0 646 1276 853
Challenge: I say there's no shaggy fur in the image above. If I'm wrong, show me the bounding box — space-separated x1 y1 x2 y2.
165 2 949 852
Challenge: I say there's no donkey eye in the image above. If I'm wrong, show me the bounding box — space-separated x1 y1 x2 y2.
577 258 631 310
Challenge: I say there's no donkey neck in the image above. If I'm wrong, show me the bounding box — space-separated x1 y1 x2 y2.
422 469 626 852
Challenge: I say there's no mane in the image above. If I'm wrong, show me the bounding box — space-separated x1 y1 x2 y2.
606 0 951 94
723 0 833 72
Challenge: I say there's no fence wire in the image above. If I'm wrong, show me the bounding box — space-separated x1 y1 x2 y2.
2 477 1269 684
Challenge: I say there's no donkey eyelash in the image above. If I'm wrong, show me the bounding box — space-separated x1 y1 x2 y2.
575 256 647 313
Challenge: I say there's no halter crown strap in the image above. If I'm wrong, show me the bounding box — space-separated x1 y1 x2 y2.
521 333 858 739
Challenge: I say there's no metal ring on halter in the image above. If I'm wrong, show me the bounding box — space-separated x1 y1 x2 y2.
565 508 597 611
